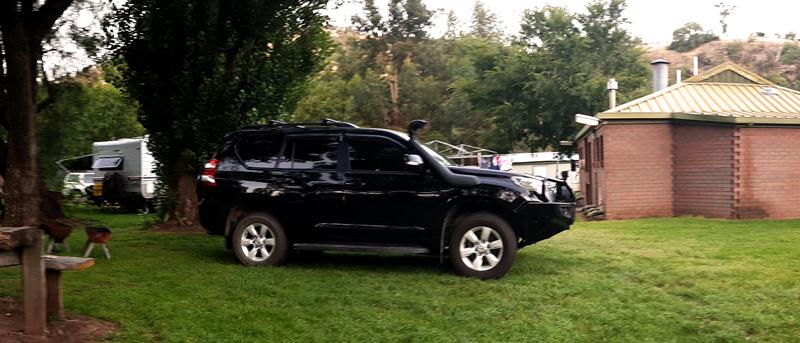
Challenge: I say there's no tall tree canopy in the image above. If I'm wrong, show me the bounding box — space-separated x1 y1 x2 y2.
110 0 331 223
294 0 648 153
473 0 649 151
1 0 75 226
351 0 433 127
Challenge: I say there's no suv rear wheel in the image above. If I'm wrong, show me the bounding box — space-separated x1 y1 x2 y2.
449 212 517 279
232 212 289 266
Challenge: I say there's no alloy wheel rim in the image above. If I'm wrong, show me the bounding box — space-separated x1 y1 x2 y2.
459 226 503 271
240 223 275 262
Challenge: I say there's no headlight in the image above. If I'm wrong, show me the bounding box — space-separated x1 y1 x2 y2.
511 176 555 201
511 176 543 192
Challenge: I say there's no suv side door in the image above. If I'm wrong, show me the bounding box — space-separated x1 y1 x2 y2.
276 133 348 243
338 134 446 246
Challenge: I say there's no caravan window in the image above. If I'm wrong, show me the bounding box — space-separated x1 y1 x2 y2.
92 157 123 170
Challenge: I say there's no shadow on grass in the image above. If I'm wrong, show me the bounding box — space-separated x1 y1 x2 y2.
189 243 447 274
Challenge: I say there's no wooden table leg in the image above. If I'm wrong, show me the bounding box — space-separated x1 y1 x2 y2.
22 230 46 335
46 269 63 319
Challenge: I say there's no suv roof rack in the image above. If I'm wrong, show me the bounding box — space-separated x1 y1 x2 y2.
241 118 359 130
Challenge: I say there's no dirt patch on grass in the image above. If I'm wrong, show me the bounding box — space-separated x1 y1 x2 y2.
0 297 117 343
148 220 205 234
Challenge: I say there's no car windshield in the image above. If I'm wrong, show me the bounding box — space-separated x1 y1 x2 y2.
386 129 454 166
420 144 454 166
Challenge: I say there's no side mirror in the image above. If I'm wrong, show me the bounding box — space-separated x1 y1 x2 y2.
560 170 569 180
405 154 424 166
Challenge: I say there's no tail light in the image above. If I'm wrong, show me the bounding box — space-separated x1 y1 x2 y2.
201 159 219 187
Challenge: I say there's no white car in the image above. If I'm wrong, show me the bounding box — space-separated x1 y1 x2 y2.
62 172 94 198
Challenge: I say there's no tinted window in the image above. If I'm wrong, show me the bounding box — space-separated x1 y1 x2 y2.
67 174 79 182
349 137 408 172
278 136 339 170
236 133 284 169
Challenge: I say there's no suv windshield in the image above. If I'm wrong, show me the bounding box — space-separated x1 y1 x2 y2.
420 144 454 166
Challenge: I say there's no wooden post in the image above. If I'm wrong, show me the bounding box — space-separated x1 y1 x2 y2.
45 269 63 318
20 228 46 335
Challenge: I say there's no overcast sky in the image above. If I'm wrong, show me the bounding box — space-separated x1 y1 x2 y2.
326 0 800 45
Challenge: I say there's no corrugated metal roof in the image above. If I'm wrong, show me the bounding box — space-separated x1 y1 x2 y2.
599 63 800 124
604 83 800 118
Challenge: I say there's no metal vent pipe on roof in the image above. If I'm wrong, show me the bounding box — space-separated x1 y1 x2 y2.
607 78 618 109
651 59 670 92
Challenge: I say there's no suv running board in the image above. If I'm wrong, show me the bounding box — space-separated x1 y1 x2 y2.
293 243 430 255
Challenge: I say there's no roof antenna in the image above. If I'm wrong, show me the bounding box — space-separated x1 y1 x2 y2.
408 120 427 139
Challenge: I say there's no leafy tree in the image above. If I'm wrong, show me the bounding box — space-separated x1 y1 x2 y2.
37 67 143 189
668 22 719 52
444 10 460 39
1 0 76 226
781 44 800 65
351 0 433 127
110 0 331 223
715 1 735 35
470 1 502 39
475 0 649 151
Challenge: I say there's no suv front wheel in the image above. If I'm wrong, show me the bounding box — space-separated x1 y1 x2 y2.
449 212 517 279
232 212 289 266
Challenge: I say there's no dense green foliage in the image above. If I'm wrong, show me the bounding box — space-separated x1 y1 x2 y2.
295 0 649 152
668 22 719 52
108 0 331 220
1 206 798 341
37 67 143 189
780 43 800 65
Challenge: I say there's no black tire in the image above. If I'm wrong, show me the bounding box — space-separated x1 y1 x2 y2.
232 212 289 266
448 212 517 279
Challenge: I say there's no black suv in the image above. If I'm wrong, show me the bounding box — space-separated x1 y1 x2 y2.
197 119 575 279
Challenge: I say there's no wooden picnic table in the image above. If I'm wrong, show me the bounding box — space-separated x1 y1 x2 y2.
0 226 94 336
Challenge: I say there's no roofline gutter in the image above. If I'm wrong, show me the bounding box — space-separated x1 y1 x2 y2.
597 112 800 125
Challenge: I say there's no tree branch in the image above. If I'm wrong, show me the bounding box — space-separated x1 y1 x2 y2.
36 60 57 113
30 0 74 42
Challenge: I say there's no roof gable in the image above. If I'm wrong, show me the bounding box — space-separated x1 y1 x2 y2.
684 61 773 85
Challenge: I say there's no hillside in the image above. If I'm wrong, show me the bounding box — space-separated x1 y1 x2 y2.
645 38 800 89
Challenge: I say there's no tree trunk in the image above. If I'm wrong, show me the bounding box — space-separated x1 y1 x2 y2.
172 154 199 225
2 19 40 227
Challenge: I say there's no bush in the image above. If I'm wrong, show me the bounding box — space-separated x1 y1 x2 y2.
668 22 719 52
725 42 744 61
780 44 800 64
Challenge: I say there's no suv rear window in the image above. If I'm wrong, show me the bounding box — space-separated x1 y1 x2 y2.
236 133 284 169
277 136 339 170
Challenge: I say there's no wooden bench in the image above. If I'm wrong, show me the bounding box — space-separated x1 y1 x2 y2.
1 226 46 335
42 255 94 318
0 227 94 335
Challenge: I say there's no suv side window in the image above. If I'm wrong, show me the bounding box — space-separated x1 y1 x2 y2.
348 136 409 172
278 135 339 170
236 133 284 169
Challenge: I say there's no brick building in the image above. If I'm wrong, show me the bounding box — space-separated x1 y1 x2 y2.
576 62 800 219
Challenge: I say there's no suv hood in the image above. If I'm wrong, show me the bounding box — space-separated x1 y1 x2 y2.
448 166 530 180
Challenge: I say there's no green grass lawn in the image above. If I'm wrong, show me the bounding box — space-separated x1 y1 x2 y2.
1 207 799 342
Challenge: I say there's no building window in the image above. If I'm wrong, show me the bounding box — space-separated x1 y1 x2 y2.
597 136 604 167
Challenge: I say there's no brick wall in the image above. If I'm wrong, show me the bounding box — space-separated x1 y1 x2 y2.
735 127 800 219
601 124 674 219
672 124 735 218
